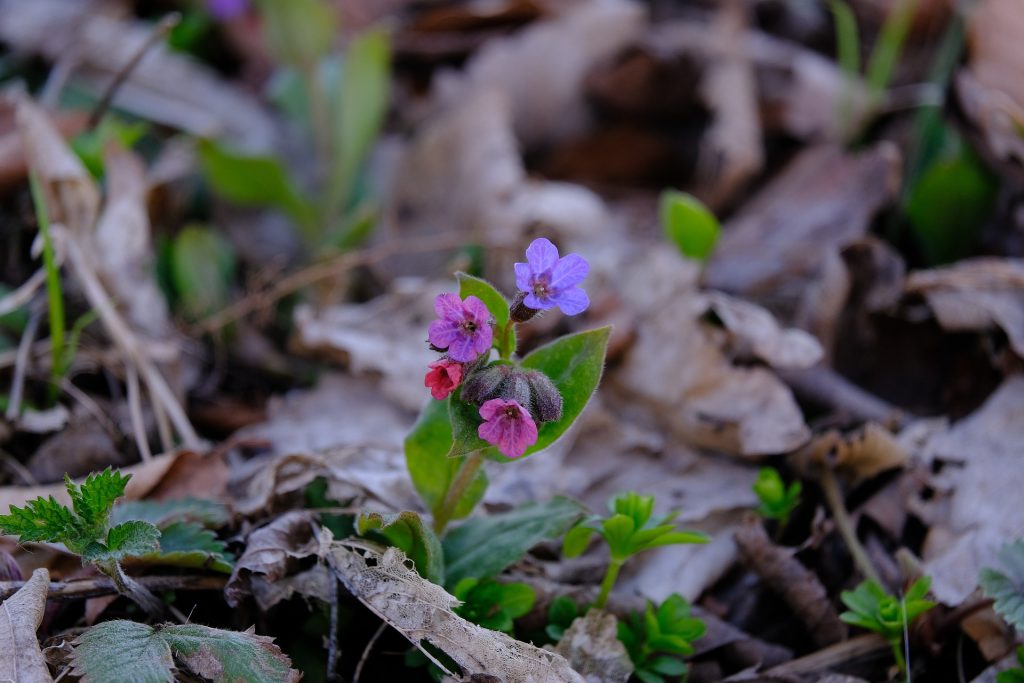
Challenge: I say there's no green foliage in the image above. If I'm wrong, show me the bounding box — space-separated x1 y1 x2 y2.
457 272 513 354
979 540 1024 632
404 396 489 523
94 521 162 561
140 521 234 573
546 595 581 641
906 151 996 265
840 577 935 676
71 117 147 179
453 578 536 634
256 0 336 69
866 0 917 96
442 497 585 587
71 620 299 683
660 190 720 262
618 594 705 683
67 469 133 537
997 647 1024 683
564 492 708 565
752 467 801 527
169 225 236 319
357 510 445 584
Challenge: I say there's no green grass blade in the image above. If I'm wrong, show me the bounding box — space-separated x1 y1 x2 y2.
28 172 66 395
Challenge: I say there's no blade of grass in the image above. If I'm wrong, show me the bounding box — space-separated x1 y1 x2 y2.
866 0 918 97
828 0 861 134
28 171 66 403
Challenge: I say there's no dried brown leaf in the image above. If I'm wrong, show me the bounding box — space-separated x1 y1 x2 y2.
0 568 53 683
225 511 319 607
702 292 823 370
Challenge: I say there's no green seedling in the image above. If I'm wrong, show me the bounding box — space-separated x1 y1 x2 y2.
563 492 708 609
453 578 536 634
618 594 705 683
753 467 801 529
839 577 935 678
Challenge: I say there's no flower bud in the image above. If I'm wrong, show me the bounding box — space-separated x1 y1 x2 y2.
509 292 539 323
460 364 510 406
525 370 563 423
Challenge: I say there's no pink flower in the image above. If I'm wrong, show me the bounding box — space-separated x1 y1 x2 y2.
478 398 538 458
424 359 463 400
427 293 493 362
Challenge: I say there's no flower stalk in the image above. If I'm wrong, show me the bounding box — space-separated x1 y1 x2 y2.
433 450 485 535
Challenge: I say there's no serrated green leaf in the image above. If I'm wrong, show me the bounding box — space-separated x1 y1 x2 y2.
404 397 488 521
0 495 80 546
135 521 234 573
981 540 1024 631
660 190 720 262
68 468 132 536
197 140 317 241
111 498 231 529
357 511 444 584
443 497 585 586
103 520 161 560
328 29 390 219
73 620 299 683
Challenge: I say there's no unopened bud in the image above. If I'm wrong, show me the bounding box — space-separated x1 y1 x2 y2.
526 370 563 423
509 292 539 323
460 364 510 406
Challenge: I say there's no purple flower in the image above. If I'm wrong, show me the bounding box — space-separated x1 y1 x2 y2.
514 238 590 315
478 398 538 458
207 0 249 20
428 293 493 362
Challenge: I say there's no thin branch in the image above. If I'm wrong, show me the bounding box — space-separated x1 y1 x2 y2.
0 268 47 318
353 621 387 683
0 575 227 601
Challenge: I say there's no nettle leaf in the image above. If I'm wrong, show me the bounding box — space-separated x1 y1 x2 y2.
443 496 586 586
72 620 299 683
136 521 234 574
980 540 1024 631
0 495 80 546
111 498 231 529
405 397 489 522
104 521 161 560
358 511 445 584
660 190 720 262
68 468 132 535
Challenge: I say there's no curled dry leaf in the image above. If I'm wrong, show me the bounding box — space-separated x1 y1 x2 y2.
0 567 53 683
225 511 318 607
701 291 823 370
554 609 633 683
324 541 586 683
906 257 1024 358
734 516 845 648
921 376 1024 604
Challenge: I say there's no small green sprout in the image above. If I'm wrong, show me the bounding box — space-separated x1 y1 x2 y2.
753 467 801 528
839 577 935 678
563 492 708 609
452 578 536 634
618 594 705 683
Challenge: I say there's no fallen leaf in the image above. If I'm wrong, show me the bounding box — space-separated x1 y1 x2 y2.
906 257 1024 358
0 567 53 683
554 609 633 683
920 376 1024 604
324 541 586 682
225 511 318 607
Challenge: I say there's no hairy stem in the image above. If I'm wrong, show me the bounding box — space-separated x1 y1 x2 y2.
819 468 882 584
433 451 485 535
98 560 166 617
594 560 622 610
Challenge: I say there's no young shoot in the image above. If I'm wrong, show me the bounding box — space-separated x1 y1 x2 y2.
753 467 802 530
618 594 705 683
562 492 708 609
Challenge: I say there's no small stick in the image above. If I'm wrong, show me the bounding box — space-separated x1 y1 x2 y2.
766 633 888 675
146 380 174 454
87 14 181 129
125 360 153 461
6 309 41 421
0 268 47 318
353 621 387 683
0 574 227 601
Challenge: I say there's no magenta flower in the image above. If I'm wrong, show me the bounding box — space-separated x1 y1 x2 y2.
514 238 590 315
478 398 538 458
427 293 493 362
424 359 463 400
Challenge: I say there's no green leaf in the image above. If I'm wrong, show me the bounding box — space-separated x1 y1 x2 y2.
72 620 299 683
67 468 132 535
660 190 720 262
111 498 231 528
447 395 490 458
457 272 510 328
635 669 665 683
548 595 579 627
102 520 161 560
0 495 80 546
601 514 636 560
256 0 336 69
197 140 317 241
649 656 687 676
357 511 445 584
562 525 595 558
170 225 236 319
136 521 234 573
443 496 586 586
906 152 996 265
498 582 537 619
980 540 1024 631
404 397 488 521
517 326 610 459
328 29 390 218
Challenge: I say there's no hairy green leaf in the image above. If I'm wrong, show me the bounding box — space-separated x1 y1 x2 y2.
0 495 80 546
111 498 231 529
103 521 162 560
358 511 444 584
443 496 585 586
136 522 233 573
67 468 132 536
71 619 174 683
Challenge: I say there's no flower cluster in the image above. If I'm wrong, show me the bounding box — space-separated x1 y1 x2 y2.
423 238 589 457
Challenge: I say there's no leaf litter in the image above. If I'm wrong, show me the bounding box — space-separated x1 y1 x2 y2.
0 0 1022 681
